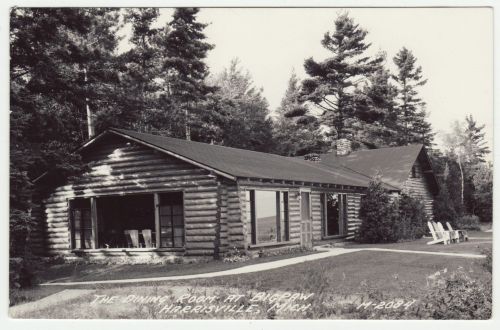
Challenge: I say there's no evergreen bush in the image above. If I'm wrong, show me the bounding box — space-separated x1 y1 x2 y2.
355 180 400 243
396 194 428 240
456 214 481 231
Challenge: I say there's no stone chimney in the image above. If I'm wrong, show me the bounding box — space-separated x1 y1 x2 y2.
336 138 352 156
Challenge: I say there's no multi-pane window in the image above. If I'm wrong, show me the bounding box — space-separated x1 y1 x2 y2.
246 190 289 245
321 193 348 237
158 193 185 248
70 199 92 249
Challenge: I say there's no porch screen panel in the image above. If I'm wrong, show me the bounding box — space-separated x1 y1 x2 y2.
159 193 184 248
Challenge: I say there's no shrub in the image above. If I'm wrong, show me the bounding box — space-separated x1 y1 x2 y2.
456 214 481 231
417 269 492 319
482 248 492 274
222 246 250 263
355 179 400 243
9 258 35 290
396 194 428 240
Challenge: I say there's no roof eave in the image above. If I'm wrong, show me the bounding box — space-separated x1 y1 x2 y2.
108 129 237 181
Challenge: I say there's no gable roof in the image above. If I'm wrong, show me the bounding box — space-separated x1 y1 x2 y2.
317 144 438 192
79 128 394 189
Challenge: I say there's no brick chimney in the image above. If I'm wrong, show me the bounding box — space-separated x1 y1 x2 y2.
336 138 352 156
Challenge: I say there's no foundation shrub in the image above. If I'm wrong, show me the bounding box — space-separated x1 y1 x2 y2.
355 180 399 243
455 214 481 231
396 194 428 240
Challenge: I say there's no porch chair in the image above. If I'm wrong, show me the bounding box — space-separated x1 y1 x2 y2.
141 229 155 248
124 230 140 248
446 222 469 242
427 221 451 245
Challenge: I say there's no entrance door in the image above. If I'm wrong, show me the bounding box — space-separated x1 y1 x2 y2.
300 191 313 248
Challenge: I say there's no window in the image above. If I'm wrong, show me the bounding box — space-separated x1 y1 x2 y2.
321 193 348 237
69 192 185 250
411 165 420 178
70 199 92 249
158 192 184 248
246 190 289 245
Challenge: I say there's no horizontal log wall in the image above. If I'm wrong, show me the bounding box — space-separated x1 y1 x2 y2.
403 161 434 220
39 135 221 257
311 191 323 241
346 194 362 239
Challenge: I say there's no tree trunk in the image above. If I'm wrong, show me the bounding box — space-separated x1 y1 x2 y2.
185 107 191 141
457 154 464 207
83 68 95 138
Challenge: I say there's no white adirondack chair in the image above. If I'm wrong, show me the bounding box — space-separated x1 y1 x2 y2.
446 222 469 242
437 222 455 243
427 221 451 245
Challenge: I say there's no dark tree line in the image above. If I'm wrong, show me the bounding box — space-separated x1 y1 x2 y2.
10 9 491 256
9 8 276 256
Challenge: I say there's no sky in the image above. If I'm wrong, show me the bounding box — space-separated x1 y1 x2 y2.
118 7 493 154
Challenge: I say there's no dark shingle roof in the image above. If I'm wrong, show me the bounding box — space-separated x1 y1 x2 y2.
94 128 383 188
318 144 426 189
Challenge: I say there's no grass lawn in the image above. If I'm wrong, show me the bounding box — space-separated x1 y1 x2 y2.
10 231 492 319
342 234 492 255
11 249 491 319
37 249 318 284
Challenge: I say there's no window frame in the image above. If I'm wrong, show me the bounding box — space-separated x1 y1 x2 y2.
321 192 349 239
157 192 185 248
247 189 290 246
67 190 186 251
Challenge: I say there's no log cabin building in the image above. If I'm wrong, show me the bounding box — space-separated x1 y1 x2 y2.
32 128 438 261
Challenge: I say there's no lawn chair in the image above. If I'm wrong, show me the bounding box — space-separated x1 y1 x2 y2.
446 222 469 242
427 221 451 245
437 222 457 243
141 229 155 248
124 230 140 248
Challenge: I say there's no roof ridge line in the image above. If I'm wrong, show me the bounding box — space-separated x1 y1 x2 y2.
112 128 305 161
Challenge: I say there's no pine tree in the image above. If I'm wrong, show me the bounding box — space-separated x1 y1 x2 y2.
353 66 399 147
162 8 215 140
299 13 384 141
212 59 275 152
119 8 162 132
392 47 433 146
10 8 121 255
273 71 324 156
463 114 490 164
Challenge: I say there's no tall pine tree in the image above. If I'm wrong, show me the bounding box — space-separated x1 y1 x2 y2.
212 59 275 152
392 47 433 146
463 114 490 164
162 8 215 140
353 66 399 147
298 13 384 143
10 8 121 255
118 8 162 132
273 71 324 156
